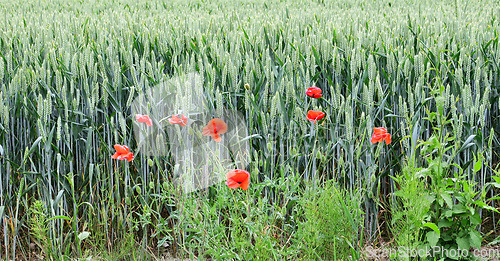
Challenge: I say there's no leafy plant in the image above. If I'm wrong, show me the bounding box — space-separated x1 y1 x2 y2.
391 136 433 255
28 200 53 260
394 87 498 260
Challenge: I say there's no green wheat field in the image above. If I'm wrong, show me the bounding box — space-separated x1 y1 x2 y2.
0 0 499 260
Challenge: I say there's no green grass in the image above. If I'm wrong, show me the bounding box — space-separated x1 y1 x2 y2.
0 0 499 259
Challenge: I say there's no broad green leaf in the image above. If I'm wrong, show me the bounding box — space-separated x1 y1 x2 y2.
423 222 440 235
474 158 482 173
470 212 481 225
470 230 481 249
441 193 452 208
427 231 440 246
456 236 470 250
438 219 452 228
473 201 500 213
425 194 436 204
452 204 466 214
47 215 72 221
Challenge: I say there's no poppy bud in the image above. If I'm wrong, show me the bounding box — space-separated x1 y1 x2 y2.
149 181 155 190
371 174 376 183
163 181 169 191
244 83 250 90
148 158 154 167
267 142 272 152
136 186 142 194
126 197 131 206
316 150 322 159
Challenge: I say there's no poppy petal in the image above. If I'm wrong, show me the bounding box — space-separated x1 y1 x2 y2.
203 119 228 140
169 115 180 125
240 178 249 190
226 170 236 179
371 127 391 145
371 134 384 144
114 144 129 154
112 144 134 161
202 125 212 136
180 114 188 127
225 179 240 189
117 152 133 161
169 114 188 127
226 169 250 190
307 110 326 123
228 169 249 183
373 127 387 135
211 134 222 142
139 115 153 127
212 118 228 135
306 87 322 98
125 153 134 162
385 133 392 145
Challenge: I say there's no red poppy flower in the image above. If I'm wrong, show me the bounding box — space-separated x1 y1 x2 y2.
111 144 134 162
202 118 228 142
371 127 391 145
168 114 188 127
306 87 322 98
136 114 153 127
307 110 325 124
225 169 250 190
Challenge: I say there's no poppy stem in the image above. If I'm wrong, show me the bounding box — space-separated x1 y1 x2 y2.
246 189 250 218
319 96 333 108
306 122 316 181
312 141 317 188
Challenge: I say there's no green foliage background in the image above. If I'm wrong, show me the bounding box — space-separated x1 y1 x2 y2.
0 0 498 259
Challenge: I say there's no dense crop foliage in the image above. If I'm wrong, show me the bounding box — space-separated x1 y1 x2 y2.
0 0 499 259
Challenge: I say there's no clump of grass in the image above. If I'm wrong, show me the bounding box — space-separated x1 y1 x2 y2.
297 181 365 260
84 232 155 261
